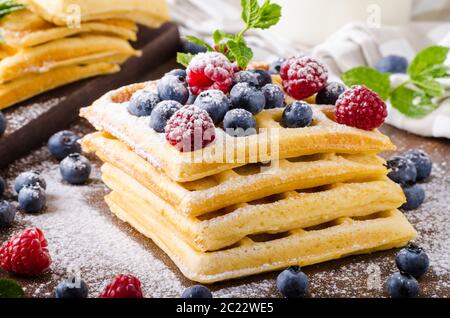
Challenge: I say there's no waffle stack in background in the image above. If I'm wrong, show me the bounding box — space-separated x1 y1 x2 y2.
0 0 169 110
80 81 417 284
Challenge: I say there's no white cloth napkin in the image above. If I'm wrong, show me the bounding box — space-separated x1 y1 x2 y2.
313 22 450 139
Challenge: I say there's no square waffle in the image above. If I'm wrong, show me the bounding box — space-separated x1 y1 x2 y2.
81 132 391 216
80 81 396 182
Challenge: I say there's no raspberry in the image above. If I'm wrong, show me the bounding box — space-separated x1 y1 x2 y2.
186 52 235 95
99 274 143 298
165 105 216 152
335 85 387 131
0 228 51 276
280 56 328 100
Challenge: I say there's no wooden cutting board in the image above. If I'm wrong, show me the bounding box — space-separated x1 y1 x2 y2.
0 23 180 168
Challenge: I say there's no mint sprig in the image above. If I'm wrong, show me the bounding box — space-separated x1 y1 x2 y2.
177 0 282 69
0 279 25 298
341 45 449 118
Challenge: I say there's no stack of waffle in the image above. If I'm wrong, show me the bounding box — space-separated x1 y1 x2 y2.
0 0 169 110
80 81 417 284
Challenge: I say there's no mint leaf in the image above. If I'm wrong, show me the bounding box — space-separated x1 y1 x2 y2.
341 66 391 100
413 79 445 97
253 0 282 29
183 35 213 52
408 46 449 79
0 279 24 298
213 30 227 44
227 38 253 68
241 0 260 28
420 65 450 78
391 85 438 118
177 52 194 68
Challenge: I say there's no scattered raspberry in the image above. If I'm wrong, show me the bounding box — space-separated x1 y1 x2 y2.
280 56 328 100
186 52 235 95
0 228 51 276
99 274 143 298
165 105 216 152
335 85 388 131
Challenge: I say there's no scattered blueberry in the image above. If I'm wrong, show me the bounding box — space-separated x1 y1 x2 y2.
0 200 15 228
14 171 47 194
316 82 346 105
386 272 419 298
0 176 5 197
375 55 408 74
223 109 257 137
157 74 189 105
0 111 6 136
277 266 309 298
181 285 213 298
269 58 286 75
128 90 160 117
18 185 46 213
233 71 259 87
251 69 272 87
396 244 430 279
166 69 187 83
60 153 92 185
150 100 183 133
282 101 313 128
401 184 425 211
194 90 231 124
55 277 89 298
182 39 207 55
262 84 284 109
48 130 81 161
386 156 417 185
230 82 266 115
405 149 432 181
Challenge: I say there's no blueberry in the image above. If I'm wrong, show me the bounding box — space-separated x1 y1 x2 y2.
277 266 309 298
150 100 183 133
375 55 408 74
396 244 430 279
0 176 5 197
166 69 187 83
230 82 266 115
14 171 46 194
181 285 212 298
0 200 15 228
251 69 272 87
233 71 259 87
262 84 284 109
316 82 346 105
401 184 425 211
386 272 419 298
405 149 432 181
0 111 6 136
182 39 207 55
60 153 92 185
269 58 286 75
282 101 313 128
48 130 81 161
194 90 231 124
223 109 257 137
157 75 189 105
55 277 89 298
128 90 160 117
187 93 197 105
18 185 46 213
387 156 417 185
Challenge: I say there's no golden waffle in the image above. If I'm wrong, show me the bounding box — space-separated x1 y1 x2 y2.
80 82 396 182
21 0 170 28
102 162 406 252
81 132 390 216
0 34 140 84
105 191 417 283
0 9 137 48
0 62 119 110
